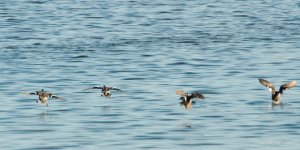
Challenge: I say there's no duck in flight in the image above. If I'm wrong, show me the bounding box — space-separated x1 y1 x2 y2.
258 78 296 105
23 89 64 106
84 85 124 97
176 90 205 109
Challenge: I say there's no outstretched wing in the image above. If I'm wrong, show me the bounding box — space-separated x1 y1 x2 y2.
49 94 64 100
21 92 37 95
109 87 125 92
279 81 296 94
83 86 103 90
176 90 188 97
258 78 275 94
191 91 205 99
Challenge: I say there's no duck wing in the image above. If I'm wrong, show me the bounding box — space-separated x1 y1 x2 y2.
259 78 275 94
279 81 296 94
108 87 125 92
191 91 205 99
176 90 188 97
21 92 37 95
49 94 64 100
83 86 103 90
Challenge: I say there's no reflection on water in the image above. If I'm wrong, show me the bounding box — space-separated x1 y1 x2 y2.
183 122 192 128
38 111 49 121
271 102 292 110
101 106 113 112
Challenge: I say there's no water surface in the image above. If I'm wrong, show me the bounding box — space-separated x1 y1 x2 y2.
1 0 300 149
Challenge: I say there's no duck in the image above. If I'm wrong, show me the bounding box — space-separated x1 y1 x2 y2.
258 78 296 105
84 85 124 97
176 90 205 109
24 89 64 106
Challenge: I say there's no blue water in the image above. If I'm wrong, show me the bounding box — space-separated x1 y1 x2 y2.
1 0 300 149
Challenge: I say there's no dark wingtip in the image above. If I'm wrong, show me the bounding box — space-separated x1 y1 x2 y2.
82 88 91 91
258 78 267 84
191 91 205 99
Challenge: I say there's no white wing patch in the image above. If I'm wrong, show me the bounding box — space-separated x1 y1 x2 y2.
268 87 272 93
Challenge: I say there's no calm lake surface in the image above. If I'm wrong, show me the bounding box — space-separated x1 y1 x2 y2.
1 0 300 149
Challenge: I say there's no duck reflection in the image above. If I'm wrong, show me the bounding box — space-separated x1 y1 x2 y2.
183 122 192 128
38 111 49 121
102 106 112 112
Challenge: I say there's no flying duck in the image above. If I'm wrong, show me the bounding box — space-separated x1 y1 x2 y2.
24 89 64 106
176 90 205 109
84 85 124 97
259 78 296 105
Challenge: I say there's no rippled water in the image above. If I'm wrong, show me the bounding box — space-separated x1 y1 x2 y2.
1 0 300 149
